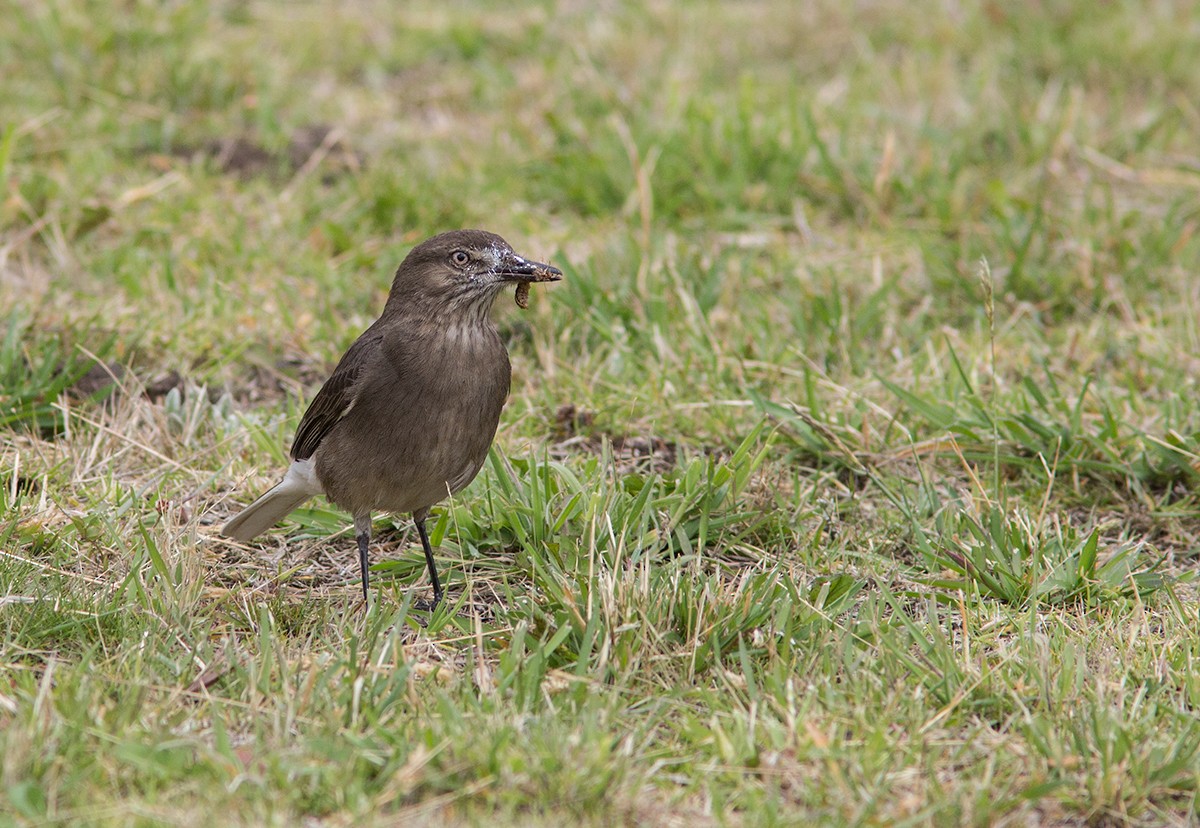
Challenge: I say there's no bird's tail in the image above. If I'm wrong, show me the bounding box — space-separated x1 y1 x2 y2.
222 460 323 541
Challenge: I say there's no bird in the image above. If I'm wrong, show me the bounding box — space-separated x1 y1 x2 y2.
221 229 562 608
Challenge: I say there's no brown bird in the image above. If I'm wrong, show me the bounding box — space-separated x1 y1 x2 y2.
222 229 562 607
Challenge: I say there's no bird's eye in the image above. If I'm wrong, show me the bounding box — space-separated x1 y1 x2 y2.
451 250 470 266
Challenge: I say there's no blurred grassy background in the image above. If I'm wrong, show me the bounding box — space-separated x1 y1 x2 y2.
3 1 1200 824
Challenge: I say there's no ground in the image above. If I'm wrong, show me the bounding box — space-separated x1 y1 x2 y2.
2 0 1200 825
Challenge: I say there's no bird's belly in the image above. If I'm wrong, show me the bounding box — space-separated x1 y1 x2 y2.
314 402 500 516
361 452 487 514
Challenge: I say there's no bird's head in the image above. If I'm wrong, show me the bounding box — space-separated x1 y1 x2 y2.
386 229 561 321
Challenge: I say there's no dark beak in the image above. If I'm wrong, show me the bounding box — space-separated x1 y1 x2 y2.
496 252 563 283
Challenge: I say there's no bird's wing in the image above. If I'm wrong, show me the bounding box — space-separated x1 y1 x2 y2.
290 326 384 461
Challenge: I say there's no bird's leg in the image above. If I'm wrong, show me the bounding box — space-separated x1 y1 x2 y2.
414 515 442 608
353 513 372 602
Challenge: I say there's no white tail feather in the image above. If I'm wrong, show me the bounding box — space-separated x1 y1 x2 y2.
222 460 323 541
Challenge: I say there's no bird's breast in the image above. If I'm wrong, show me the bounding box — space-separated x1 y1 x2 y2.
314 321 511 515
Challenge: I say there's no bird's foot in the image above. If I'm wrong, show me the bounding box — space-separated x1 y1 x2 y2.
412 591 444 614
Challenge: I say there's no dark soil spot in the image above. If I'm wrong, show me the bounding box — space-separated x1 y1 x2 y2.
554 403 595 437
550 404 679 474
207 136 274 176
69 361 125 399
143 370 185 401
4 475 40 497
227 353 331 407
170 124 364 181
286 124 364 180
69 362 187 403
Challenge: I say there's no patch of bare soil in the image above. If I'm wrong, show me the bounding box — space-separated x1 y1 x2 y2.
66 350 331 421
228 352 331 407
69 361 187 403
163 124 363 181
549 403 679 474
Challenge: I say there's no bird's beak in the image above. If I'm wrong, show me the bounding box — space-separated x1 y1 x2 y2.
496 252 563 283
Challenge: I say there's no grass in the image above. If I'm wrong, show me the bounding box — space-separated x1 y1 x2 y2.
2 0 1200 824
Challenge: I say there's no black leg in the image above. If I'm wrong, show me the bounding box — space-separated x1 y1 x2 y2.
415 516 442 608
356 530 370 601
